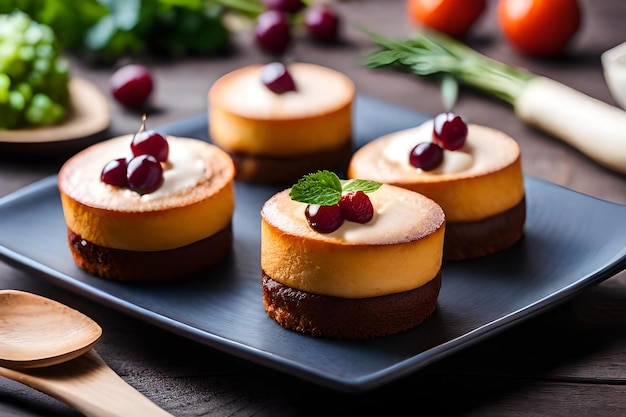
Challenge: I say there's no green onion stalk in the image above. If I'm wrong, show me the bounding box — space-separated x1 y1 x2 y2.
361 28 535 106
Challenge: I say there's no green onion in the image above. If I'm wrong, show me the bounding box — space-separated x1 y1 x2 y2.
361 28 534 105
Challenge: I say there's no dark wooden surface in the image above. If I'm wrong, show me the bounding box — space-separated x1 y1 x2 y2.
1 1 625 415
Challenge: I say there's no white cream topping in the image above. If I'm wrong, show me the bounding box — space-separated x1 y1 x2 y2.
326 192 437 243
382 121 475 175
270 185 443 245
142 142 207 201
73 137 207 208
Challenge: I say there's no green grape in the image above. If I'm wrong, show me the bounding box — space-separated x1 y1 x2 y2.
33 58 51 75
0 91 26 129
24 24 44 45
5 56 27 80
9 90 26 110
15 82 33 102
0 43 18 75
18 45 35 62
35 44 54 59
0 73 9 103
25 93 52 125
36 24 56 46
0 11 70 129
47 62 70 103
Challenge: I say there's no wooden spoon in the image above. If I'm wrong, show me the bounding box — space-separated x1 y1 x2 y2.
0 290 173 416
0 289 102 369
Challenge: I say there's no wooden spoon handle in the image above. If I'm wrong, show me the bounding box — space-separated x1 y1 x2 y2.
0 350 173 417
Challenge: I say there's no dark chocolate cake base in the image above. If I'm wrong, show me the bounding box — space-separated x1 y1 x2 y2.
67 224 232 282
262 271 442 339
444 197 526 260
226 140 352 185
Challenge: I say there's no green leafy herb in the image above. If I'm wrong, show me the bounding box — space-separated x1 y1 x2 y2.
0 0 265 64
342 179 382 193
359 27 535 106
289 171 382 206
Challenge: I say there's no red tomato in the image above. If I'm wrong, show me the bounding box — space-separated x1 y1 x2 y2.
407 0 487 38
498 0 581 57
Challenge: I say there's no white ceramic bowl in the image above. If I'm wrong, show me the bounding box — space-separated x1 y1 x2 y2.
601 41 626 109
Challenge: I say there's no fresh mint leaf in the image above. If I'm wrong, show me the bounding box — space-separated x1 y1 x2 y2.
289 171 382 206
341 179 381 193
289 170 343 205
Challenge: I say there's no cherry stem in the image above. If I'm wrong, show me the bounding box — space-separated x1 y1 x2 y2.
139 113 147 133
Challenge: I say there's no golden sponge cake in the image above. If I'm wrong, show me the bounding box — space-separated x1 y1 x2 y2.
58 135 235 282
348 119 525 260
209 62 354 184
261 180 445 339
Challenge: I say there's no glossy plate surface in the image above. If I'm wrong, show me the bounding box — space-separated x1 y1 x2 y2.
0 96 624 392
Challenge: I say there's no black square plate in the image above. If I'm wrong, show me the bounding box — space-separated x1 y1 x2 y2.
0 96 624 392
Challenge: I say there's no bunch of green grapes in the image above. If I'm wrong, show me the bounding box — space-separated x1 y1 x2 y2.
0 11 70 130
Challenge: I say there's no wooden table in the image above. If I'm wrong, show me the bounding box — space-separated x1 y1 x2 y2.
1 1 625 415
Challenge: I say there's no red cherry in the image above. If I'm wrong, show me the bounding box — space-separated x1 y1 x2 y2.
101 158 128 187
131 130 169 162
255 10 292 55
261 62 296 94
432 112 467 150
126 154 163 194
305 204 344 233
305 4 340 43
110 64 154 109
339 191 374 223
409 142 444 171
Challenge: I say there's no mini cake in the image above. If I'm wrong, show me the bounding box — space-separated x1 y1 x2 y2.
260 171 445 339
208 62 354 184
58 119 235 282
348 112 525 260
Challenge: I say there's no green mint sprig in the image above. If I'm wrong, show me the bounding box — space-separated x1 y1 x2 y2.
289 170 382 206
